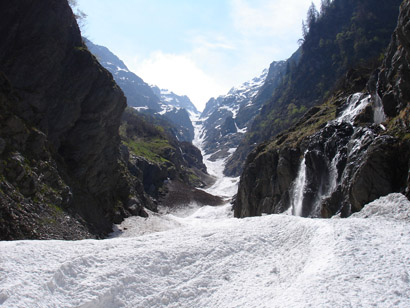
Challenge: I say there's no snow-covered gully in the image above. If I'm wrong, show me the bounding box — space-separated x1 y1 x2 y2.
1 117 409 308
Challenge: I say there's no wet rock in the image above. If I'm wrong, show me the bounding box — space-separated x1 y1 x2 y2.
235 2 410 219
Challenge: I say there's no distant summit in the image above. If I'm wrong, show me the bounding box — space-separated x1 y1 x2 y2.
151 86 198 114
85 39 163 111
85 39 196 141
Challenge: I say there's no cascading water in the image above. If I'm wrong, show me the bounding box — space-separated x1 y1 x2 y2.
336 93 370 124
327 152 340 196
288 92 377 217
373 91 386 125
289 154 307 216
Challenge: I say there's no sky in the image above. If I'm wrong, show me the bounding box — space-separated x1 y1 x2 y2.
76 0 322 111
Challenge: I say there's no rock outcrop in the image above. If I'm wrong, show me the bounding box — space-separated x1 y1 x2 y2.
120 108 211 206
0 0 135 239
235 0 410 219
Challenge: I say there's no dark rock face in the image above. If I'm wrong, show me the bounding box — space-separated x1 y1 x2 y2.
161 108 195 142
236 94 409 219
235 145 300 217
0 0 133 239
235 1 410 218
378 1 410 118
376 0 410 199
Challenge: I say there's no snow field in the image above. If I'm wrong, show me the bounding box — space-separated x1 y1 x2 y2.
1 194 409 308
1 110 409 307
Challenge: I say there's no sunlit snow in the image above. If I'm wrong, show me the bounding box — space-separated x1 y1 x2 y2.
0 111 409 308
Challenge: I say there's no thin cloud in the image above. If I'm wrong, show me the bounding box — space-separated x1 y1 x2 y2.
130 51 229 111
230 0 322 38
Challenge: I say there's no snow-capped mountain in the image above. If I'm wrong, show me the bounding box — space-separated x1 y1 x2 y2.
199 68 273 160
151 86 198 114
85 39 197 141
85 39 163 111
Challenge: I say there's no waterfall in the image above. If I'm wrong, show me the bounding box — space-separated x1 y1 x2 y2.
289 154 307 216
309 152 341 216
327 152 340 196
373 92 386 125
336 93 370 124
288 92 378 218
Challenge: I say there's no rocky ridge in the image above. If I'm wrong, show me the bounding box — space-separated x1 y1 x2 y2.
85 39 162 112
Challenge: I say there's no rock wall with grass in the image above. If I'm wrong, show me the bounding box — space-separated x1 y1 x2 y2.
0 0 135 239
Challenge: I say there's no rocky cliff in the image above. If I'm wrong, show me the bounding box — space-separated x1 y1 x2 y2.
120 108 219 209
0 0 135 239
235 0 410 218
226 0 402 177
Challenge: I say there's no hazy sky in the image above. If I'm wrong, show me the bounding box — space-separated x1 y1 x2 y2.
76 0 321 111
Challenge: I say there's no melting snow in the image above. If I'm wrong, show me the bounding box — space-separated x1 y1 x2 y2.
1 194 409 308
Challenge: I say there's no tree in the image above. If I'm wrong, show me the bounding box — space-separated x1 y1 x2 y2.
67 0 87 29
302 20 308 39
306 2 319 28
320 0 331 15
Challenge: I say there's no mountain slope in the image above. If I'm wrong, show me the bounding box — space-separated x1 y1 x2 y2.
151 86 198 114
85 39 163 111
225 0 403 176
200 66 285 160
235 0 410 219
86 40 196 142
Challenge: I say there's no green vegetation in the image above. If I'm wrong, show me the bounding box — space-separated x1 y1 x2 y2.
120 108 176 164
124 138 172 164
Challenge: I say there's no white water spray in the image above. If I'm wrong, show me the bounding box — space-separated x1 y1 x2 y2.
289 153 307 216
336 93 370 124
373 92 386 124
